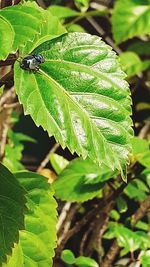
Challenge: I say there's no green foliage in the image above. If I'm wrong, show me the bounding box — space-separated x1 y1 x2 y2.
0 164 26 265
105 222 150 255
21 2 66 55
48 5 79 19
119 52 150 77
124 179 149 201
140 250 150 266
131 137 150 169
15 32 133 180
127 40 150 56
117 196 128 213
0 2 66 58
0 16 14 60
0 3 43 54
67 23 86 33
112 0 150 43
3 130 35 172
61 249 98 267
75 0 90 12
54 157 115 202
50 153 69 174
5 172 57 267
61 250 75 264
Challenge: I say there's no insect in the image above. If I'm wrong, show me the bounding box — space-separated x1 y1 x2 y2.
20 54 45 71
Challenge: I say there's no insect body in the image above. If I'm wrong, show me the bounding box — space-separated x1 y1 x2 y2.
20 54 45 71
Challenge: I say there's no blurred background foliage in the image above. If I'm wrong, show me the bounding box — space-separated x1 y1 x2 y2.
0 0 150 266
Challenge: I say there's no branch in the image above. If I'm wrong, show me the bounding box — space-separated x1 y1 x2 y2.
55 182 126 258
101 240 120 267
0 87 16 158
131 195 150 225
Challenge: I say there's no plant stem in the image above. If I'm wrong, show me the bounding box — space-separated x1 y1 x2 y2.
65 9 109 28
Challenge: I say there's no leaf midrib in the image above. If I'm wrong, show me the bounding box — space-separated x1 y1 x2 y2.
39 69 129 148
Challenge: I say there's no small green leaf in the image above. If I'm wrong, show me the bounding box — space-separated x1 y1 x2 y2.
61 250 98 267
112 0 150 44
140 250 150 266
0 16 14 60
15 32 133 180
54 158 114 202
131 137 150 168
50 153 69 174
105 223 143 254
48 5 79 19
124 181 147 201
117 196 128 213
119 52 150 77
67 23 86 32
110 209 120 221
14 172 57 267
61 250 76 264
0 163 26 265
75 0 90 12
75 256 98 267
135 221 149 231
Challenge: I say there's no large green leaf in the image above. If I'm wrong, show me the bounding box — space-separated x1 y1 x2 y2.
112 0 150 44
54 158 116 202
14 33 133 179
0 16 14 60
0 163 26 265
8 172 57 267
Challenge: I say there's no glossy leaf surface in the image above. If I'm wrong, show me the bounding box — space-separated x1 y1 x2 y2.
15 33 133 179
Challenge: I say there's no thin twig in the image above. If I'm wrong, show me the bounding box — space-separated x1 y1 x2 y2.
57 202 72 232
138 121 150 139
37 143 60 172
57 203 79 246
3 102 20 109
